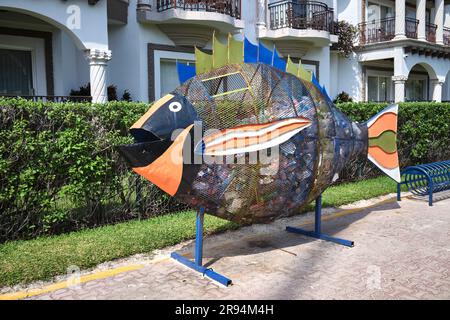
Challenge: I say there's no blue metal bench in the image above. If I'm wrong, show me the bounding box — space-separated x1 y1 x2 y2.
397 160 450 206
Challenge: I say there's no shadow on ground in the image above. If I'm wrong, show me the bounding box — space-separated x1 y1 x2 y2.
175 199 401 264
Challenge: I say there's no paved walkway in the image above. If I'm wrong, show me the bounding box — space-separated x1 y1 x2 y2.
27 197 450 299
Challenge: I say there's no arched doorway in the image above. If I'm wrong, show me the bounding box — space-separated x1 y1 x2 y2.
405 64 435 102
0 1 111 102
0 9 88 98
405 64 436 101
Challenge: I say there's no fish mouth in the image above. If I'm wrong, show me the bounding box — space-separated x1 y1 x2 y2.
117 134 171 169
118 124 194 196
195 117 312 156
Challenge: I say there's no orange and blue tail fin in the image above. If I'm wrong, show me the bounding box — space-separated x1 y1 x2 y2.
367 104 401 182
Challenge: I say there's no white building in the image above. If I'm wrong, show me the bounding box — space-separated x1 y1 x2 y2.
0 0 449 103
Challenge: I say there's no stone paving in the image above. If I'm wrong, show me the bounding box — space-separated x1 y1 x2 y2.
29 196 450 300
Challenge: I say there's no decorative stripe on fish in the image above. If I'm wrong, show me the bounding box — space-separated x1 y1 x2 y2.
196 118 311 156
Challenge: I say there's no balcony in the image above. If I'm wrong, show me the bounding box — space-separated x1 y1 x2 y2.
156 0 241 19
359 17 419 45
258 0 337 50
444 27 450 46
426 23 437 43
268 0 335 33
138 0 244 46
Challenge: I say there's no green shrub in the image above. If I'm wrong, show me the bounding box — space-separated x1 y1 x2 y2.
0 98 188 241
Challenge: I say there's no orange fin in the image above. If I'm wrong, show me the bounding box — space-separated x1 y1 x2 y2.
367 105 400 182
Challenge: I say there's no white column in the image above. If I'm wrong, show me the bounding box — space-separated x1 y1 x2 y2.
395 0 406 39
137 0 151 11
333 0 338 21
431 79 444 102
392 75 408 102
435 0 444 44
85 49 112 104
417 0 427 41
256 0 266 28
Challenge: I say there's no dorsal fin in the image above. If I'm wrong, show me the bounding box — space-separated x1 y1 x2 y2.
176 33 328 90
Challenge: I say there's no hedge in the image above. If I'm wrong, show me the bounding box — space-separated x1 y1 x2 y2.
0 99 449 241
0 98 188 242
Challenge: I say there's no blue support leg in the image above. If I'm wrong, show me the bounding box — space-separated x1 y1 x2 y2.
286 195 354 247
429 181 433 206
171 207 232 287
397 183 401 201
195 207 204 266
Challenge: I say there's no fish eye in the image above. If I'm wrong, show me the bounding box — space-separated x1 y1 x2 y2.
169 101 182 113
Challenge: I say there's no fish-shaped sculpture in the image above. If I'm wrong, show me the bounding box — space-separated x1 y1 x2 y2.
118 37 400 224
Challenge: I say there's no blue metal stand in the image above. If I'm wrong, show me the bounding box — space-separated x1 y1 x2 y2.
170 207 232 287
286 195 354 247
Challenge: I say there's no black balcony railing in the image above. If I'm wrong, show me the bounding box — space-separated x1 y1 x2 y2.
0 95 92 103
405 17 419 39
359 17 395 44
426 23 437 43
359 17 419 45
444 27 450 46
156 0 241 19
268 0 335 33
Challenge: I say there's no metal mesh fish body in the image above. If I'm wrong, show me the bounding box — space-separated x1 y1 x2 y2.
172 63 367 224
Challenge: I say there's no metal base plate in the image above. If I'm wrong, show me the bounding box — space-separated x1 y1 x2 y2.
171 252 232 287
286 226 354 247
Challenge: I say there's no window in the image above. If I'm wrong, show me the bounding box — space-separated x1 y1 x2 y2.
154 49 195 100
367 2 394 21
0 48 33 95
160 58 195 98
289 57 317 79
367 75 392 102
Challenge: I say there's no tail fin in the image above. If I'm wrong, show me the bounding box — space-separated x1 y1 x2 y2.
367 104 401 182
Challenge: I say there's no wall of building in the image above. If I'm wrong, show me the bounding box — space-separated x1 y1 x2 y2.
108 0 180 102
53 30 89 96
336 53 363 101
242 0 258 43
0 0 109 50
337 0 361 25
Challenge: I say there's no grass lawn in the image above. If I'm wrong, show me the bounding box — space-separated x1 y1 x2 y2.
0 176 399 287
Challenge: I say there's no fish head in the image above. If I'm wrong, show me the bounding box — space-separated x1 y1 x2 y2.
118 93 199 196
130 93 198 142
